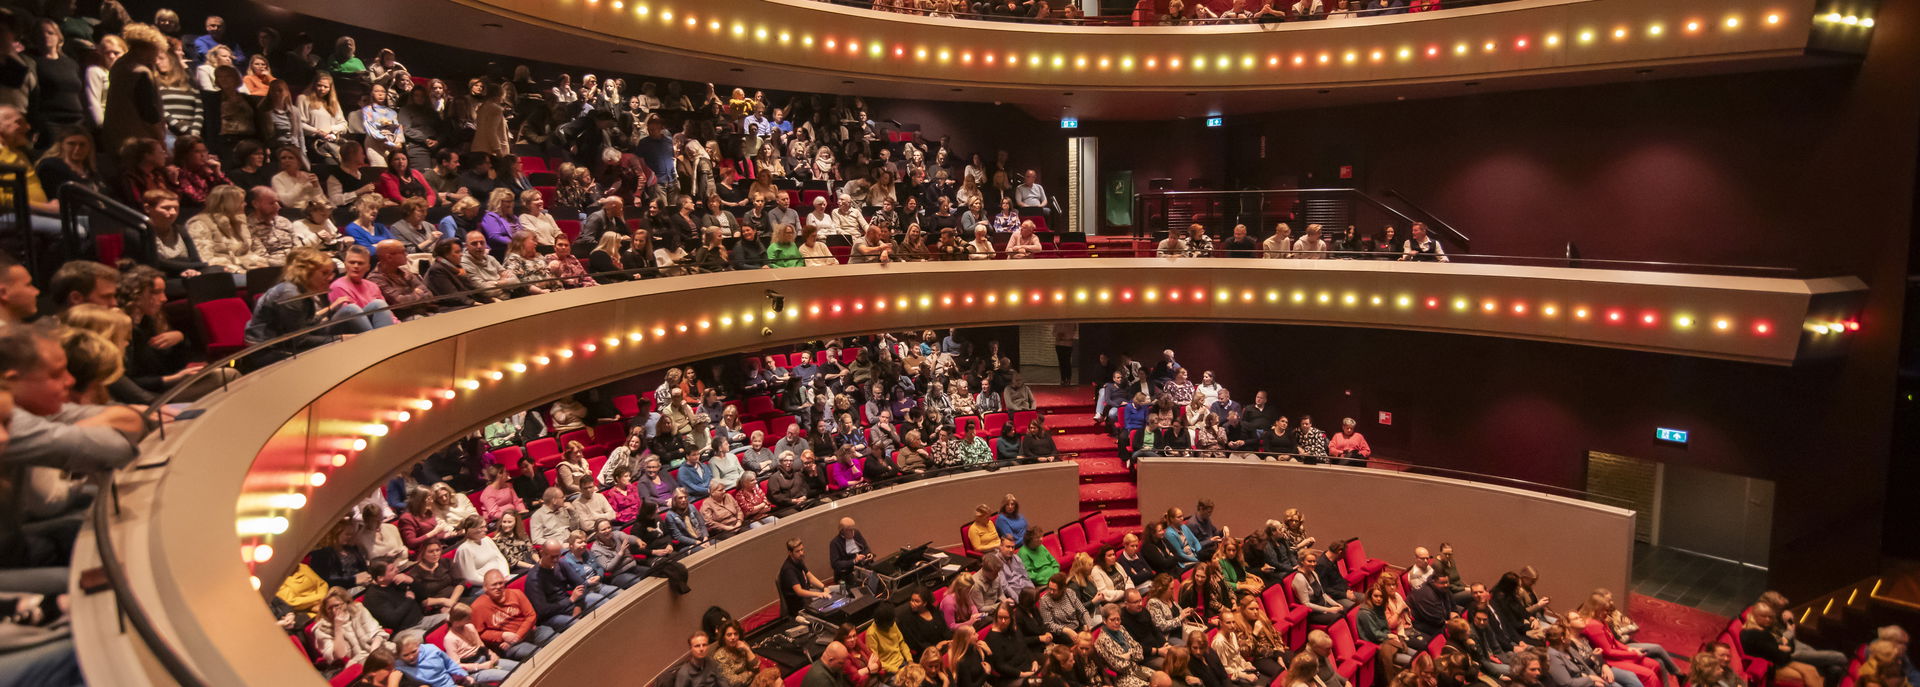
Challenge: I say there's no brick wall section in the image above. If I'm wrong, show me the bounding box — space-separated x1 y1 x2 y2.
1587 451 1657 543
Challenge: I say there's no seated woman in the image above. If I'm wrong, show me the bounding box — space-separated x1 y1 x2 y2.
1738 604 1823 687
341 193 395 248
966 504 1002 553
442 603 518 685
1019 418 1058 463
311 587 393 669
243 247 392 367
1544 624 1642 687
665 490 713 550
546 233 597 288
1017 530 1061 588
1581 590 1682 679
1094 604 1156 687
827 445 867 490
491 510 537 572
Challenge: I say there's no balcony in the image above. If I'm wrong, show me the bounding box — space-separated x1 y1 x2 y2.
271 0 1877 117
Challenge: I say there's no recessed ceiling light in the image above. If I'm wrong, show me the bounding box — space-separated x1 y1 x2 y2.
610 49 628 54
728 67 743 72
480 22 502 28
842 80 855 85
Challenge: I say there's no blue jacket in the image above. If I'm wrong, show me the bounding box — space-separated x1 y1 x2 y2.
995 512 1030 546
1165 524 1201 563
561 550 604 586
395 644 468 687
666 508 709 548
344 220 395 248
677 461 715 497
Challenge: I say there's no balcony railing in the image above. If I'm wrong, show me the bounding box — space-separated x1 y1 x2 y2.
802 0 1517 27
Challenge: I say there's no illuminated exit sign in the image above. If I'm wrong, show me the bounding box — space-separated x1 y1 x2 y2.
1655 427 1689 444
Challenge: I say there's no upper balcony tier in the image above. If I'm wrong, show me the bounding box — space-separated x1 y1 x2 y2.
270 0 1877 117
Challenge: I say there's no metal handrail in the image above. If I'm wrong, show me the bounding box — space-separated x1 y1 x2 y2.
808 0 1506 27
1132 187 1453 248
1381 188 1470 250
1124 449 1635 509
59 182 156 265
89 473 212 687
0 165 34 275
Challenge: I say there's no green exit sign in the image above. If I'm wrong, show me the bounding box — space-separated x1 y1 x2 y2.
1655 427 1689 444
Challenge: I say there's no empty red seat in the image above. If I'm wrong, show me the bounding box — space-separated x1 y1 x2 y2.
1267 575 1312 647
520 156 550 173
1082 512 1123 548
613 394 641 418
590 422 626 449
955 416 982 437
1011 410 1039 432
1342 539 1388 587
557 429 592 450
535 186 558 208
767 353 789 368
739 420 766 438
840 348 860 365
194 297 252 359
1059 522 1091 558
981 412 1009 437
801 190 830 209
525 437 562 468
489 446 524 472
1040 532 1065 562
556 219 582 241
766 415 800 439
745 396 778 419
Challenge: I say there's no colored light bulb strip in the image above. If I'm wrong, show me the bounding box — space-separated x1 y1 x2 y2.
239 280 1833 565
560 1 1809 80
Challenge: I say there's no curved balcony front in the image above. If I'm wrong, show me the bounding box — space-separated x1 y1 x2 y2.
269 0 1873 117
71 258 1860 686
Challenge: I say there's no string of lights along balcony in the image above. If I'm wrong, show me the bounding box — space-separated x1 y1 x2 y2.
536 1 1874 80
229 279 1860 592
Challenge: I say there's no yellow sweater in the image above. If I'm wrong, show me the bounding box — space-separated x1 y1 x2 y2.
967 521 1001 553
275 563 331 614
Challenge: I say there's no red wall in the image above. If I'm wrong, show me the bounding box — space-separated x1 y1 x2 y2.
1077 321 1882 598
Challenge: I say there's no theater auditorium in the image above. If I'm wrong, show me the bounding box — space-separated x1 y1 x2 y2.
0 0 1909 685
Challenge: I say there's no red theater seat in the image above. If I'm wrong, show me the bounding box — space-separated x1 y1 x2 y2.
613 394 642 418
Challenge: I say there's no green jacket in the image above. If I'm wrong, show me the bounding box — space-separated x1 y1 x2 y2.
767 241 804 268
1019 543 1060 586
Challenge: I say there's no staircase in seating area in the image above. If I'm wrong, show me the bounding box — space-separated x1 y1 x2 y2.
1032 385 1141 529
1787 562 1920 650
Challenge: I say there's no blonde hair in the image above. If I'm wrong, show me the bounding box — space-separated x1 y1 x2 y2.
61 328 125 401
449 196 480 218
518 188 544 210
201 185 250 243
60 304 133 348
594 231 623 255
120 23 167 55
487 187 515 214
771 224 795 244
300 73 342 117
281 247 334 288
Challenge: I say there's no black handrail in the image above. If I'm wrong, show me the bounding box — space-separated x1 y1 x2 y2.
59 182 156 265
0 165 35 276
1382 188 1470 251
89 474 213 687
1132 187 1432 242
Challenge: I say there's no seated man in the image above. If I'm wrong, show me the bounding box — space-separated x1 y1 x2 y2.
1409 571 1457 639
1407 547 1437 589
778 538 832 617
588 519 649 581
468 570 550 661
673 632 720 687
563 529 636 594
526 543 593 630
827 517 874 586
